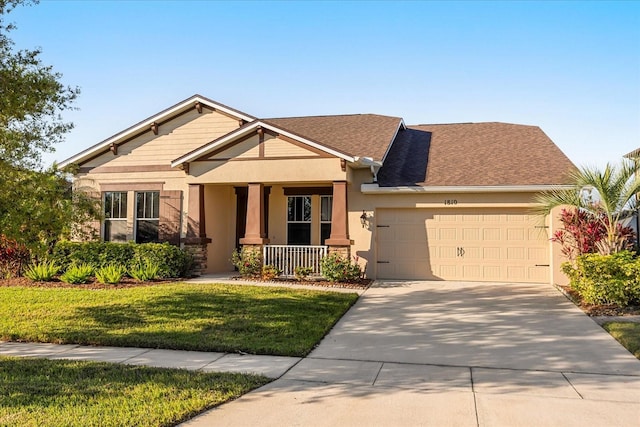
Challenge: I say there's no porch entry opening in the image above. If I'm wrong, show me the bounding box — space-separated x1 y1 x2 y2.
286 195 333 245
287 196 312 244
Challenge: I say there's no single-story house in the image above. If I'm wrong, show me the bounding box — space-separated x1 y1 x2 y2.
59 94 576 284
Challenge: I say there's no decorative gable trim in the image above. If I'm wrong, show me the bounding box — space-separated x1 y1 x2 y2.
59 94 255 168
171 120 355 168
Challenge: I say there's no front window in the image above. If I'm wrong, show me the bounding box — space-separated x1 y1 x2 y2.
320 195 332 245
287 196 311 245
103 192 128 242
135 191 159 243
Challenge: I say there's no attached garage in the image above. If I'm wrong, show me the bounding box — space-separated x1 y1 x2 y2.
376 208 550 283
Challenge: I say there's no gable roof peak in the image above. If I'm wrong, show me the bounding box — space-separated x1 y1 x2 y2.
59 94 255 168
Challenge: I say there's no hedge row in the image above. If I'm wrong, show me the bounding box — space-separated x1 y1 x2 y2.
562 250 640 306
51 242 193 279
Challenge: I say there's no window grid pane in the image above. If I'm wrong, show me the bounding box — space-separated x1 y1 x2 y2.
136 191 160 220
320 196 332 222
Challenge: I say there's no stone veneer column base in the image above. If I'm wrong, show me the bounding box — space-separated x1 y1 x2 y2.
184 243 209 277
327 245 351 260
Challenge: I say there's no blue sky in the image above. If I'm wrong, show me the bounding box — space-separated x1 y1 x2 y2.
8 0 640 169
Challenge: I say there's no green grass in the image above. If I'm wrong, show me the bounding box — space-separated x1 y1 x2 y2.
0 356 269 427
0 283 358 356
602 322 640 359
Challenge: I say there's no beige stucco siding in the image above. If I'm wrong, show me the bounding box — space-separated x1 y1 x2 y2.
188 158 345 184
204 185 236 272
84 109 239 168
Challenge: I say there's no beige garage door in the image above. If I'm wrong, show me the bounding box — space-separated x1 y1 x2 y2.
376 208 549 283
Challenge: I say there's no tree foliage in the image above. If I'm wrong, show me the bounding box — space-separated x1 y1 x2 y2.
0 0 79 169
0 165 101 257
0 1 99 257
536 161 640 256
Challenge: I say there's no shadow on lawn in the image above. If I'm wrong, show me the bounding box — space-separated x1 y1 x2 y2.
50 287 357 356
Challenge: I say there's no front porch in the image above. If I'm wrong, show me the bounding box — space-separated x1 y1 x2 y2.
184 181 354 275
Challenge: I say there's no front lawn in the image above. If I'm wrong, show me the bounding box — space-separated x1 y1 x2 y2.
602 322 640 359
0 283 358 356
0 356 269 427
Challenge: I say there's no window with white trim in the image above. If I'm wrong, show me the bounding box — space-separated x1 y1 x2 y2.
320 195 332 245
287 196 311 245
135 191 160 243
103 192 128 242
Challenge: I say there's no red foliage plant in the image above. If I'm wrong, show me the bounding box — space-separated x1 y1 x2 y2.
552 208 635 260
0 234 30 278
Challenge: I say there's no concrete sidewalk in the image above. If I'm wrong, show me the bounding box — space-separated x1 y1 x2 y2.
0 341 301 378
183 280 640 427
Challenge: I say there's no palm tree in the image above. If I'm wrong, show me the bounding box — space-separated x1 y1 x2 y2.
535 160 640 255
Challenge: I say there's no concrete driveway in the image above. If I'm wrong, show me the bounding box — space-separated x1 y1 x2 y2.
184 281 640 426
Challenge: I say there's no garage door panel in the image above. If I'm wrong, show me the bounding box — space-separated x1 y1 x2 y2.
507 228 525 240
483 265 501 279
507 247 525 260
463 246 481 260
376 208 550 283
439 228 457 240
483 247 501 260
483 228 502 240
463 228 480 240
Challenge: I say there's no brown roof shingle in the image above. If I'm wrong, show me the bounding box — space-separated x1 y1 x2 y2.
378 122 576 187
264 114 403 161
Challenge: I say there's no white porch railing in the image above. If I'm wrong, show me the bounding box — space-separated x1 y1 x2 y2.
264 245 327 278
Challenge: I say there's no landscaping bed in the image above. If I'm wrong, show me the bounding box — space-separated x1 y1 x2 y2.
0 276 175 289
557 284 640 317
231 275 372 290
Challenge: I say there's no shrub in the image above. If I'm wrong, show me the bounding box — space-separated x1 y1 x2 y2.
129 243 193 278
320 253 362 282
231 247 262 278
51 241 134 269
553 208 634 260
51 242 193 278
294 266 313 281
24 260 60 282
129 260 160 282
563 250 640 306
261 264 281 281
60 264 95 284
0 235 30 278
95 264 127 284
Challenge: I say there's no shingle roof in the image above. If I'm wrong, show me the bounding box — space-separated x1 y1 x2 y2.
378 122 576 187
264 114 403 162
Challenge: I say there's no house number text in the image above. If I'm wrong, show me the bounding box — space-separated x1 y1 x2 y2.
444 199 458 205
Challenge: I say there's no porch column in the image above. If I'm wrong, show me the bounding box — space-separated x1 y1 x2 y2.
325 181 353 258
185 184 211 275
239 183 269 245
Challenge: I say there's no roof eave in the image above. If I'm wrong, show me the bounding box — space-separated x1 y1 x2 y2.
360 183 576 194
